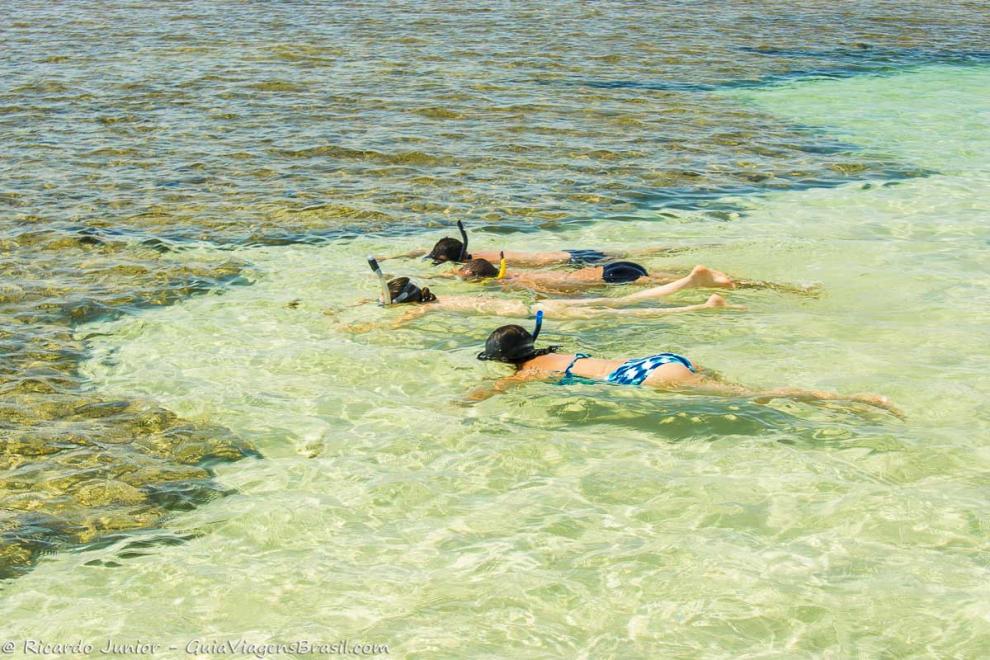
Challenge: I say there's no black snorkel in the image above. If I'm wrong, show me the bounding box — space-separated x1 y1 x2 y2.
457 220 469 262
367 256 391 306
423 220 471 264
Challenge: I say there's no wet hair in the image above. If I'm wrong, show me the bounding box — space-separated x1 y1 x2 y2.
425 237 470 264
458 258 499 280
387 277 437 304
476 324 560 364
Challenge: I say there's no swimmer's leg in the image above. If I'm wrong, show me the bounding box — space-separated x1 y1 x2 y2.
642 265 734 289
546 294 741 319
561 265 733 308
662 379 903 418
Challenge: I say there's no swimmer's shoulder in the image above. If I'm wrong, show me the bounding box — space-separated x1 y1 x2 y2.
524 353 571 373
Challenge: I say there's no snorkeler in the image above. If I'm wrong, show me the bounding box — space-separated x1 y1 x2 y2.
440 255 733 295
552 273 744 308
387 222 816 295
385 220 685 267
341 264 739 333
469 313 902 417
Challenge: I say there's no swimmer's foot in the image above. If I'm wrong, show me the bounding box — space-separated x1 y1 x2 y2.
734 279 824 296
690 265 735 289
853 393 905 419
703 293 745 311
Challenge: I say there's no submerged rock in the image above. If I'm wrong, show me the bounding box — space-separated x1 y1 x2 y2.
0 230 257 578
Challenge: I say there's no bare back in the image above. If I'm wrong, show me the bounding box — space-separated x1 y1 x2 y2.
519 353 621 380
504 267 604 293
472 250 572 267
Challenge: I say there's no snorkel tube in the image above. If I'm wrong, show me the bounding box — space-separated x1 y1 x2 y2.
531 309 543 342
457 220 469 262
479 251 508 284
367 256 391 306
476 309 556 362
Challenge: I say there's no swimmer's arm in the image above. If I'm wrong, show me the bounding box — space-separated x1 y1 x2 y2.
381 249 426 260
337 306 431 333
420 271 457 280
323 298 375 317
465 370 544 402
386 306 432 328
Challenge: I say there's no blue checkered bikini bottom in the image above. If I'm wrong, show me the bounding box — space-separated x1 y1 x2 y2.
605 353 696 386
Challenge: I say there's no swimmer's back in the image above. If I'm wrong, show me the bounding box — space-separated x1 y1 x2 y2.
523 353 622 380
472 250 571 268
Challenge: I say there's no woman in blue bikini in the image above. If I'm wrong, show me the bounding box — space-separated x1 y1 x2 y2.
471 312 901 416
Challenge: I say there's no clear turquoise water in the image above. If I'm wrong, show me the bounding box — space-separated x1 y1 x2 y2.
6 1 989 583
1 65 985 656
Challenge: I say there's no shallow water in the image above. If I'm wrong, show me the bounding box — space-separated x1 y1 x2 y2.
2 65 987 655
2 2 990 656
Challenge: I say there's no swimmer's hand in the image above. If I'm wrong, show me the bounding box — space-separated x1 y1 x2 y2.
463 373 536 403
463 385 498 402
324 299 381 320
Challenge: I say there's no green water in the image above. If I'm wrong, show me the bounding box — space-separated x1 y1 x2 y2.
6 0 990 586
1 66 985 655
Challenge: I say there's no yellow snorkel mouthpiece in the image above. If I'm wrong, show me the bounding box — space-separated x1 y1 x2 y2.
479 251 508 285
